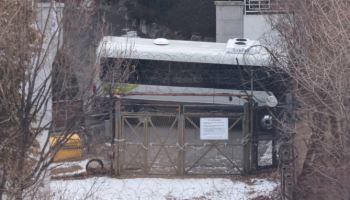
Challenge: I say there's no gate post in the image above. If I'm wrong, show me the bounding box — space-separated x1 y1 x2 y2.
243 100 255 174
177 106 185 176
143 115 149 174
113 99 122 176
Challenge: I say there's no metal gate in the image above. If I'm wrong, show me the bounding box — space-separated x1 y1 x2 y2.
117 104 180 175
182 105 244 175
114 102 255 176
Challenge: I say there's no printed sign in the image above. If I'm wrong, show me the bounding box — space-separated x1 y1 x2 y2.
200 118 228 140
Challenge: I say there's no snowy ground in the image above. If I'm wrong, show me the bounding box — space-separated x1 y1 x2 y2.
49 177 278 200
48 143 277 200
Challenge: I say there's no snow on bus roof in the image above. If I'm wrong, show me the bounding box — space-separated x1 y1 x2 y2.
97 36 271 66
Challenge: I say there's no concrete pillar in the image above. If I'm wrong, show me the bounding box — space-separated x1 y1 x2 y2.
35 2 64 130
215 1 244 42
35 2 64 196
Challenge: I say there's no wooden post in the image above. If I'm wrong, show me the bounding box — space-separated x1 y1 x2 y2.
177 106 185 176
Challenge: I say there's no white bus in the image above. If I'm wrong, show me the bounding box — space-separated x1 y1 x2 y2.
95 36 278 108
94 37 280 170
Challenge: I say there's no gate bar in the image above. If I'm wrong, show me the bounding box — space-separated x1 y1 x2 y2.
177 109 185 176
114 100 122 175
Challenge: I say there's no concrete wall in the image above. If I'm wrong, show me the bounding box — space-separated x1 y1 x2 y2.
215 1 244 42
215 1 280 44
243 14 279 44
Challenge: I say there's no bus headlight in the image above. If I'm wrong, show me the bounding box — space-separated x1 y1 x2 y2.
261 115 273 130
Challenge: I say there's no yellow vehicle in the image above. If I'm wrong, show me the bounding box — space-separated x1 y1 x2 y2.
49 133 83 162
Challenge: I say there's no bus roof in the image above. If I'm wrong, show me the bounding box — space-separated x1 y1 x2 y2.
97 36 271 66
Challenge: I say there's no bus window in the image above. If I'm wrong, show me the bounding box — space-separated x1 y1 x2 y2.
100 58 283 94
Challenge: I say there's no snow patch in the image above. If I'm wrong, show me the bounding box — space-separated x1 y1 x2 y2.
50 177 278 200
50 159 89 177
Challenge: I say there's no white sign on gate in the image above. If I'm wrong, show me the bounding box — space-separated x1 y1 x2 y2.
200 118 228 140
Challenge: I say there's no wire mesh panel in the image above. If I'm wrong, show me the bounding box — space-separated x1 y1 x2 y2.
117 102 253 176
147 115 179 174
120 115 147 174
183 105 245 175
119 104 180 175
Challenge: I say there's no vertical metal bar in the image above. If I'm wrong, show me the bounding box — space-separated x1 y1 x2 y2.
279 92 295 200
272 139 277 168
243 101 254 174
143 115 149 174
120 113 125 175
250 100 257 171
114 99 122 176
242 102 249 173
177 105 185 176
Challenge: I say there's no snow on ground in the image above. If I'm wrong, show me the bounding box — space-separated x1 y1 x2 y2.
50 177 278 200
50 159 90 177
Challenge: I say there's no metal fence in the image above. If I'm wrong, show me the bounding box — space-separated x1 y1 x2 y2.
246 0 271 12
183 106 244 175
111 101 267 176
245 0 284 14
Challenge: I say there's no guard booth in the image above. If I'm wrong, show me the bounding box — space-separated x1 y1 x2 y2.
94 37 279 176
